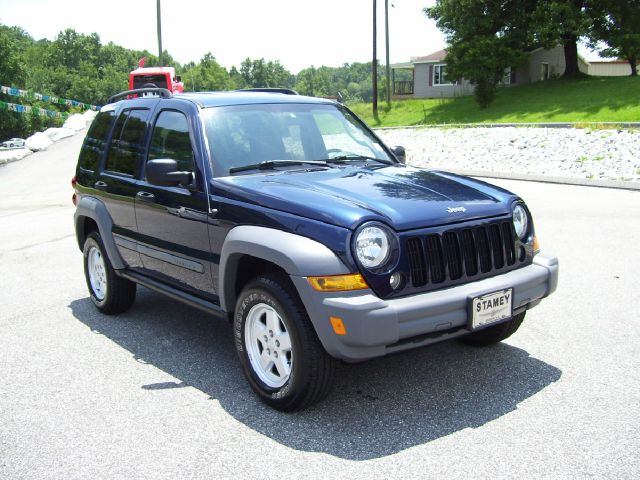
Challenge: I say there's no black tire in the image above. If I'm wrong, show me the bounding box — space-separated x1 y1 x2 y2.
83 231 136 315
234 273 337 411
458 312 526 347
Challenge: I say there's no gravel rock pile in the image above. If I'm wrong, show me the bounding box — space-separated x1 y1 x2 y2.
377 127 640 182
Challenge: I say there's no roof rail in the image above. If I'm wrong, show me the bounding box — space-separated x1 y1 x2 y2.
107 87 173 104
238 88 299 95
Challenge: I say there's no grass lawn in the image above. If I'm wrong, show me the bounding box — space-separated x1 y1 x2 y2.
349 75 640 127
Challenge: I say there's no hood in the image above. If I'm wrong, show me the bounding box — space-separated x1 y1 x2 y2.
211 164 518 231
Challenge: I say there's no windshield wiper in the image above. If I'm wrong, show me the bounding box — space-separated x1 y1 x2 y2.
326 155 393 165
229 159 331 174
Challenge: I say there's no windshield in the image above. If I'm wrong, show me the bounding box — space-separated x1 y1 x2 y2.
202 103 392 176
132 74 169 89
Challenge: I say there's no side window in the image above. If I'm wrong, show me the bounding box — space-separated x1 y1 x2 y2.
78 110 115 171
105 108 149 176
147 110 194 172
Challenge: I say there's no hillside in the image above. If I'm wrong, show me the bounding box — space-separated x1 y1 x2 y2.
350 76 640 127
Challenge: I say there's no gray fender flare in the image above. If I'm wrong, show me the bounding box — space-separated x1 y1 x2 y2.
219 225 350 312
74 196 126 270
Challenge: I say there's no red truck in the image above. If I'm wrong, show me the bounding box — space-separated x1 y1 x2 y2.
129 65 184 94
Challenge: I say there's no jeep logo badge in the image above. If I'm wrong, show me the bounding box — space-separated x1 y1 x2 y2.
447 206 467 213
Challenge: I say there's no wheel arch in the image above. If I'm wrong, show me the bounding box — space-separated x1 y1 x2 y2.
74 196 126 270
219 226 350 313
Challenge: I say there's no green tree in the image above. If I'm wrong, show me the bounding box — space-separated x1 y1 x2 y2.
228 66 243 89
238 58 294 88
0 25 26 86
181 53 230 91
534 0 590 78
294 62 382 101
0 25 29 139
587 0 640 76
426 0 536 108
295 66 334 97
49 29 101 71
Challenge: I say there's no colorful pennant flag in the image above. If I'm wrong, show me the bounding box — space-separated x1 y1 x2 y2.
0 85 98 111
0 100 69 119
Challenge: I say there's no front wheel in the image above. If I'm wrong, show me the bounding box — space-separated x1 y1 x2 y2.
234 273 336 411
458 312 526 346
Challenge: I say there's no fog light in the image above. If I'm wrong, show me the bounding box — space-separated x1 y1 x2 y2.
390 272 402 290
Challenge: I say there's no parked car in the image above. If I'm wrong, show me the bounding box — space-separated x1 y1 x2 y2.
72 87 558 411
2 138 25 148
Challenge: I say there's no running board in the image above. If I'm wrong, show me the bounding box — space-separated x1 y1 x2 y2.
119 271 227 319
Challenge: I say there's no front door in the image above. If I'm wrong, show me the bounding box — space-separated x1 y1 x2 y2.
100 107 152 269
134 106 215 298
541 63 550 81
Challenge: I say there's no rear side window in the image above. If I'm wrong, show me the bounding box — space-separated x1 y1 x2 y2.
105 109 149 176
147 110 194 172
78 110 115 171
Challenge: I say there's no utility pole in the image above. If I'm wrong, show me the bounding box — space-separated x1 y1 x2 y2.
385 0 391 108
372 0 378 118
157 0 163 66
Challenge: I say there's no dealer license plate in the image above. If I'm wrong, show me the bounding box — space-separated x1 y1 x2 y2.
471 288 513 330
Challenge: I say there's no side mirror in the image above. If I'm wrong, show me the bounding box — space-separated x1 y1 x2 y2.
391 146 406 164
146 159 193 187
175 75 182 83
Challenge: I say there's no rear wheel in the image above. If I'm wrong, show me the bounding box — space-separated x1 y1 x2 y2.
234 273 336 411
83 231 136 314
458 312 526 346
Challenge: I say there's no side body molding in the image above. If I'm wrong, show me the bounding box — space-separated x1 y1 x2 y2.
218 226 350 312
74 196 126 270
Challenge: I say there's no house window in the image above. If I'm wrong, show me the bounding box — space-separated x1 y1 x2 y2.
433 64 456 86
541 63 550 81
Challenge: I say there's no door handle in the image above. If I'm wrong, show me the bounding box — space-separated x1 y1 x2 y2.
136 191 155 202
94 180 107 191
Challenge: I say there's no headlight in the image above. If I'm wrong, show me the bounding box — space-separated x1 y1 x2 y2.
513 204 529 240
354 223 394 270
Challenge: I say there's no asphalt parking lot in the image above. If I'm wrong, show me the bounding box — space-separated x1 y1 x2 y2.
1 133 638 479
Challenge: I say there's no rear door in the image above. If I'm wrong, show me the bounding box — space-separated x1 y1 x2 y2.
134 104 216 297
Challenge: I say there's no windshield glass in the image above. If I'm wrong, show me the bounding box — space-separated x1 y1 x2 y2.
132 74 169 89
202 103 392 176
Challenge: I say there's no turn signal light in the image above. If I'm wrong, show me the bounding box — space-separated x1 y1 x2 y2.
532 236 541 253
307 274 369 292
329 317 347 335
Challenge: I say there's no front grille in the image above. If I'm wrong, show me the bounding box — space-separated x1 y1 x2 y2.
407 220 517 288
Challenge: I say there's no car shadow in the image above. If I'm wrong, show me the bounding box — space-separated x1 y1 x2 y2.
69 288 561 461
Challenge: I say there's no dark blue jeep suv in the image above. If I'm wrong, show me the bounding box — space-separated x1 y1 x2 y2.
73 88 558 410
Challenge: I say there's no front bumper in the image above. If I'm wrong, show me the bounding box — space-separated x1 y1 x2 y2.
291 252 558 362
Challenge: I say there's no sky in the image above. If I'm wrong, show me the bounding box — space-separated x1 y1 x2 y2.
0 0 447 73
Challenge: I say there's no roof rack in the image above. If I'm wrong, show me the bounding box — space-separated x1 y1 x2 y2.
107 87 173 104
237 88 299 95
